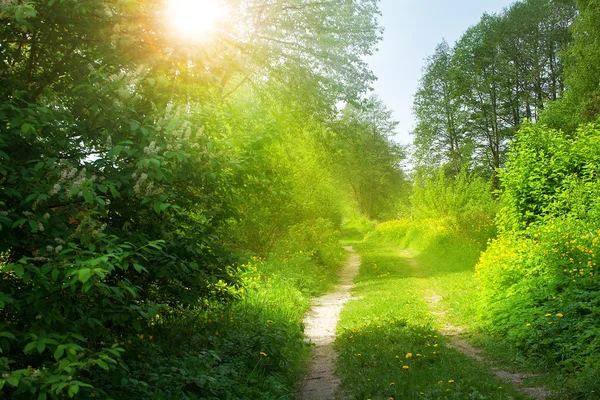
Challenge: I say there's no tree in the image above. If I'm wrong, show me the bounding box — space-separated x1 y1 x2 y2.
412 40 472 175
563 0 600 120
326 97 407 219
0 0 386 397
413 0 576 185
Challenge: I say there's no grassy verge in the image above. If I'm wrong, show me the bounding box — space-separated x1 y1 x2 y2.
116 242 345 399
334 222 532 399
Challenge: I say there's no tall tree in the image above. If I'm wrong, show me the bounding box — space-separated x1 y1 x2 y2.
0 0 386 396
412 40 471 175
412 0 576 185
564 0 600 120
326 97 407 219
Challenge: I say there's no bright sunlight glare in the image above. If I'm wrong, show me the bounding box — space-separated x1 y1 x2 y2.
166 0 227 41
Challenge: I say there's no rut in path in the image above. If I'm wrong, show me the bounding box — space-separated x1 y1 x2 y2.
301 246 360 400
401 249 552 400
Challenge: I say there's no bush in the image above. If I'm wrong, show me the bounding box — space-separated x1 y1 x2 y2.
477 122 600 394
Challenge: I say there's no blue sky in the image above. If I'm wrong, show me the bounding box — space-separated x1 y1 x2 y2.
368 0 516 145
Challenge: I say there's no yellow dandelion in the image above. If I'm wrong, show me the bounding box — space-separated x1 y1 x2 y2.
402 365 409 369
556 313 563 317
448 380 455 383
259 351 267 357
406 353 413 359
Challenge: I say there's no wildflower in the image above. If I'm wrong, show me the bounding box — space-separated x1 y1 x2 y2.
556 313 563 317
402 365 409 369
259 351 267 357
545 313 552 317
448 380 454 383
405 353 413 359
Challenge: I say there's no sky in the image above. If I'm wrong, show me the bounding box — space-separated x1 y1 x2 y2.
368 0 517 146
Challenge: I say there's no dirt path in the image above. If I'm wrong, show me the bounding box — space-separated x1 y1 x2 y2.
301 246 360 400
400 251 552 400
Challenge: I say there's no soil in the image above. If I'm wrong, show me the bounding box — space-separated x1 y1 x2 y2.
300 246 360 400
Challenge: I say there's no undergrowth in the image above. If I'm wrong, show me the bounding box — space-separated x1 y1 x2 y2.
92 227 345 399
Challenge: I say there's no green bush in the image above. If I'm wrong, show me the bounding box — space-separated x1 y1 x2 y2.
497 122 600 232
477 122 600 395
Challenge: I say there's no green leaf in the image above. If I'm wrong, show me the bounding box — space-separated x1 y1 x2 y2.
12 264 24 278
38 392 47 400
28 219 38 233
68 384 79 397
51 268 59 281
108 145 123 158
24 7 36 17
96 359 109 370
6 376 18 387
109 185 120 198
78 269 92 284
24 341 37 353
25 193 38 203
0 332 16 340
11 219 26 228
82 190 93 204
37 341 46 354
133 264 147 273
20 122 32 134
54 345 65 361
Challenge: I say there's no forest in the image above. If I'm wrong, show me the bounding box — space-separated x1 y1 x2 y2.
0 0 599 399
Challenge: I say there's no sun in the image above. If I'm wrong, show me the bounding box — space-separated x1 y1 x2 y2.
166 0 228 41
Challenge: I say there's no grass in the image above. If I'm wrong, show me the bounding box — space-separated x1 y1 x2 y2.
334 234 532 399
129 242 346 399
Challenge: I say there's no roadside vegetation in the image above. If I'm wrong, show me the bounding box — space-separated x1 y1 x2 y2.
2 0 600 398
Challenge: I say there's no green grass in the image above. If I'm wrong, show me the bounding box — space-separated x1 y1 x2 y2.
335 239 530 399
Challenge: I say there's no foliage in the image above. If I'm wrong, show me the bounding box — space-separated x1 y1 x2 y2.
412 0 576 183
95 234 344 399
562 0 600 121
325 97 408 220
496 123 600 232
410 170 497 239
412 40 472 175
477 123 600 395
0 0 387 397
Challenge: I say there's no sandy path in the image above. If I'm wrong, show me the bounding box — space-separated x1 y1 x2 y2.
300 246 360 400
